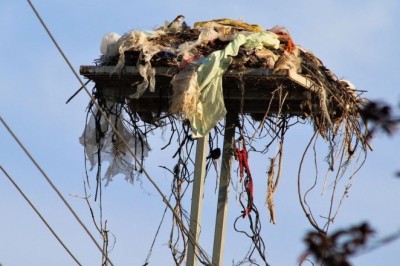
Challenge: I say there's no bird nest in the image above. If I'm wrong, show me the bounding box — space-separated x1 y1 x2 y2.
89 18 366 140
79 17 371 265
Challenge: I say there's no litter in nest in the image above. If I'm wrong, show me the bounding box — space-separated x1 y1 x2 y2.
78 16 372 265
79 16 370 195
89 17 365 137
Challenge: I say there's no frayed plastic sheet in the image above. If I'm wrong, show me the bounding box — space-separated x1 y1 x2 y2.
101 114 150 184
79 105 109 170
114 30 148 71
170 67 200 119
130 62 156 99
113 31 160 98
80 104 150 184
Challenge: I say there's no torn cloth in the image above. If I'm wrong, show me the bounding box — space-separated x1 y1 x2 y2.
190 32 279 137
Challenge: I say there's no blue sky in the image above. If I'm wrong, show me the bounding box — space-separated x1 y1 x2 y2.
1 0 400 265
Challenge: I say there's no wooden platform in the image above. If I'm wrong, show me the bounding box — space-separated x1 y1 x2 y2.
80 65 319 114
79 64 327 266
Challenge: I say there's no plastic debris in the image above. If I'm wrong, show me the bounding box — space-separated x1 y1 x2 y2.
170 66 200 119
78 18 370 265
80 103 150 184
90 18 363 139
191 32 280 137
83 17 364 181
100 32 121 56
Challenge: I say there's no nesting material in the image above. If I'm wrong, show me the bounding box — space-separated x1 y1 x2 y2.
94 18 362 138
82 17 367 185
273 49 301 74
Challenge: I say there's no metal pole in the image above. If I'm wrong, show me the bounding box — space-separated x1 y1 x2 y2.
187 135 208 266
212 113 236 266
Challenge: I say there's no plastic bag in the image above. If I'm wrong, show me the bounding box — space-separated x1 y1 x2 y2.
100 32 121 56
80 103 150 184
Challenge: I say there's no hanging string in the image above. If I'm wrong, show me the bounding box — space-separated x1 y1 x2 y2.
233 131 269 265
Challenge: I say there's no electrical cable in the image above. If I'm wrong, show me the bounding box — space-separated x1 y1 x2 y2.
25 1 212 264
143 194 172 266
0 164 82 266
0 115 114 266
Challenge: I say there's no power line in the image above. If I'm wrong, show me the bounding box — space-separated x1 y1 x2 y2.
26 0 84 93
25 0 212 263
143 194 172 265
0 115 114 266
0 164 82 266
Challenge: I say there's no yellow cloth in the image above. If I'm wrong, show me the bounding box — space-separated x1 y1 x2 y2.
194 18 264 32
190 32 279 137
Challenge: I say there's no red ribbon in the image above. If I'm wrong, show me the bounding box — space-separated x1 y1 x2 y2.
236 145 251 181
235 143 254 218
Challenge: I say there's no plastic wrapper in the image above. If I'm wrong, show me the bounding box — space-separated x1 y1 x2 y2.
80 103 150 184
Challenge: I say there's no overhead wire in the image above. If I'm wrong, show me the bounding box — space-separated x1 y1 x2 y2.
25 0 212 263
143 194 172 265
0 164 82 266
0 115 114 266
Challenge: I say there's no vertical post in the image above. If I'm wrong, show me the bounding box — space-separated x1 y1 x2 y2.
187 135 208 266
212 113 236 266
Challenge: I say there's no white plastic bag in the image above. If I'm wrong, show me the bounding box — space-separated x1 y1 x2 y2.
100 32 121 56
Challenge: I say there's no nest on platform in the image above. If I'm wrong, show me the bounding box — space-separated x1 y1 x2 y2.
79 18 371 265
92 19 367 142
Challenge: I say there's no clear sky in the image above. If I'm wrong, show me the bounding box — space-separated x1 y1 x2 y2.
1 0 400 265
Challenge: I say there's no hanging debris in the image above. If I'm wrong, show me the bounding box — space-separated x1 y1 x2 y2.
80 101 150 187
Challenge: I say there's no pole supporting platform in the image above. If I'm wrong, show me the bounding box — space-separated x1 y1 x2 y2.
212 112 237 266
187 135 209 266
